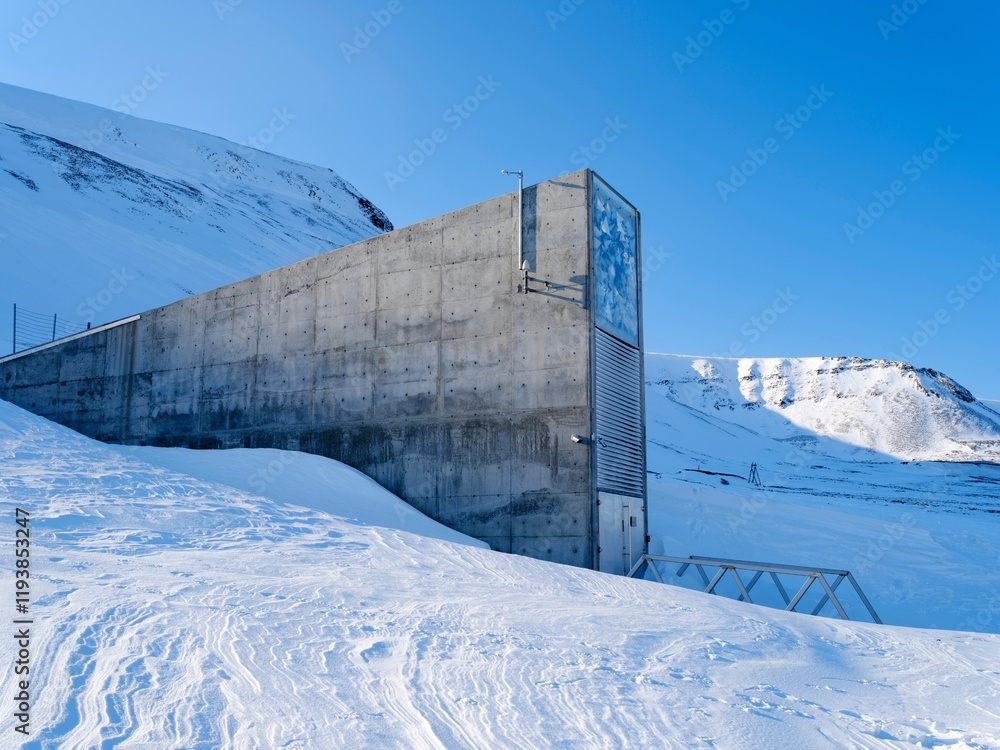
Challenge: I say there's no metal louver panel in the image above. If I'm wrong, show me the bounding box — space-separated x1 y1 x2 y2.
595 328 644 497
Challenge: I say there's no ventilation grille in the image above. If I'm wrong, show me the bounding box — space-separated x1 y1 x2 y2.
595 328 644 498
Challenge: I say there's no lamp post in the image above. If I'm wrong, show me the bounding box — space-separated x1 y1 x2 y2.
501 169 523 271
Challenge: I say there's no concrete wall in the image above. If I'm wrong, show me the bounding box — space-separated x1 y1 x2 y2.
0 170 596 566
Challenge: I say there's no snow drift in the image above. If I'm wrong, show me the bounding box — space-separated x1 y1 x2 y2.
1 399 998 748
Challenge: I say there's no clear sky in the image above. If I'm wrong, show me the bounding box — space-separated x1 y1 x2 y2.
3 0 998 398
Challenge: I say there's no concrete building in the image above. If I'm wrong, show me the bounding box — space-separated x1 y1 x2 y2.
0 169 646 573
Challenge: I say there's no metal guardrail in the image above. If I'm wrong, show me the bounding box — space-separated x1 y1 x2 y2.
627 553 882 624
12 304 87 354
0 314 141 365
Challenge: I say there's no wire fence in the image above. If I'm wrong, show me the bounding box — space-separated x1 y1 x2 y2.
11 304 87 354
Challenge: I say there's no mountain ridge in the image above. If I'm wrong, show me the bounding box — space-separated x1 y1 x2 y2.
0 83 391 352
646 354 1000 463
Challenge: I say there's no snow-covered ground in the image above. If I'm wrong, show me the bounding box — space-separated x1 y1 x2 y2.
3 83 999 749
645 354 1000 633
1 399 999 749
0 83 391 353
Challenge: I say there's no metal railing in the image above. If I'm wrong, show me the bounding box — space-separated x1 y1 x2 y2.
12 304 86 354
628 553 882 624
0 314 140 365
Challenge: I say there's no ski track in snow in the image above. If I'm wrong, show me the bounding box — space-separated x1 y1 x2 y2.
2 402 1000 748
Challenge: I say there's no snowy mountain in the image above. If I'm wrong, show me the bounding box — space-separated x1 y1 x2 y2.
2 398 998 748
0 83 391 352
648 355 1000 463
644 353 1000 632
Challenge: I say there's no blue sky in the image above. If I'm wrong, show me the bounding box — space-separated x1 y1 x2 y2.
3 0 998 398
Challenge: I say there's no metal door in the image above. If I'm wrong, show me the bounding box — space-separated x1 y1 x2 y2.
598 491 644 574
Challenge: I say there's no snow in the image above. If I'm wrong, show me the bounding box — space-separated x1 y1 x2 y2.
0 83 391 354
3 84 1000 748
2 395 1000 748
113 444 486 549
645 354 1000 633
646 354 1000 463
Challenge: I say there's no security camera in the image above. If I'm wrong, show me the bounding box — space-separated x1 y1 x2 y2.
571 434 585 444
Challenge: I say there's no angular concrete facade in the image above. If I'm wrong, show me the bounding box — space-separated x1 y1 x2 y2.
0 170 646 572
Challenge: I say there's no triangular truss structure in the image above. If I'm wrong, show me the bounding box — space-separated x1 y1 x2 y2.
628 554 882 623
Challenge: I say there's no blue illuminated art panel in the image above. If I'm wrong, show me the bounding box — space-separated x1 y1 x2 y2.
592 176 639 347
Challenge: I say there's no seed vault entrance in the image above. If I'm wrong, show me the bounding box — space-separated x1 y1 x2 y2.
597 492 645 575
588 173 647 574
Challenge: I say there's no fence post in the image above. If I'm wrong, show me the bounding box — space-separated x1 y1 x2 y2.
12 303 16 354
52 313 57 342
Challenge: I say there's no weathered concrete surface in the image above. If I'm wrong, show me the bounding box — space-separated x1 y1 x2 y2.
0 170 596 566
